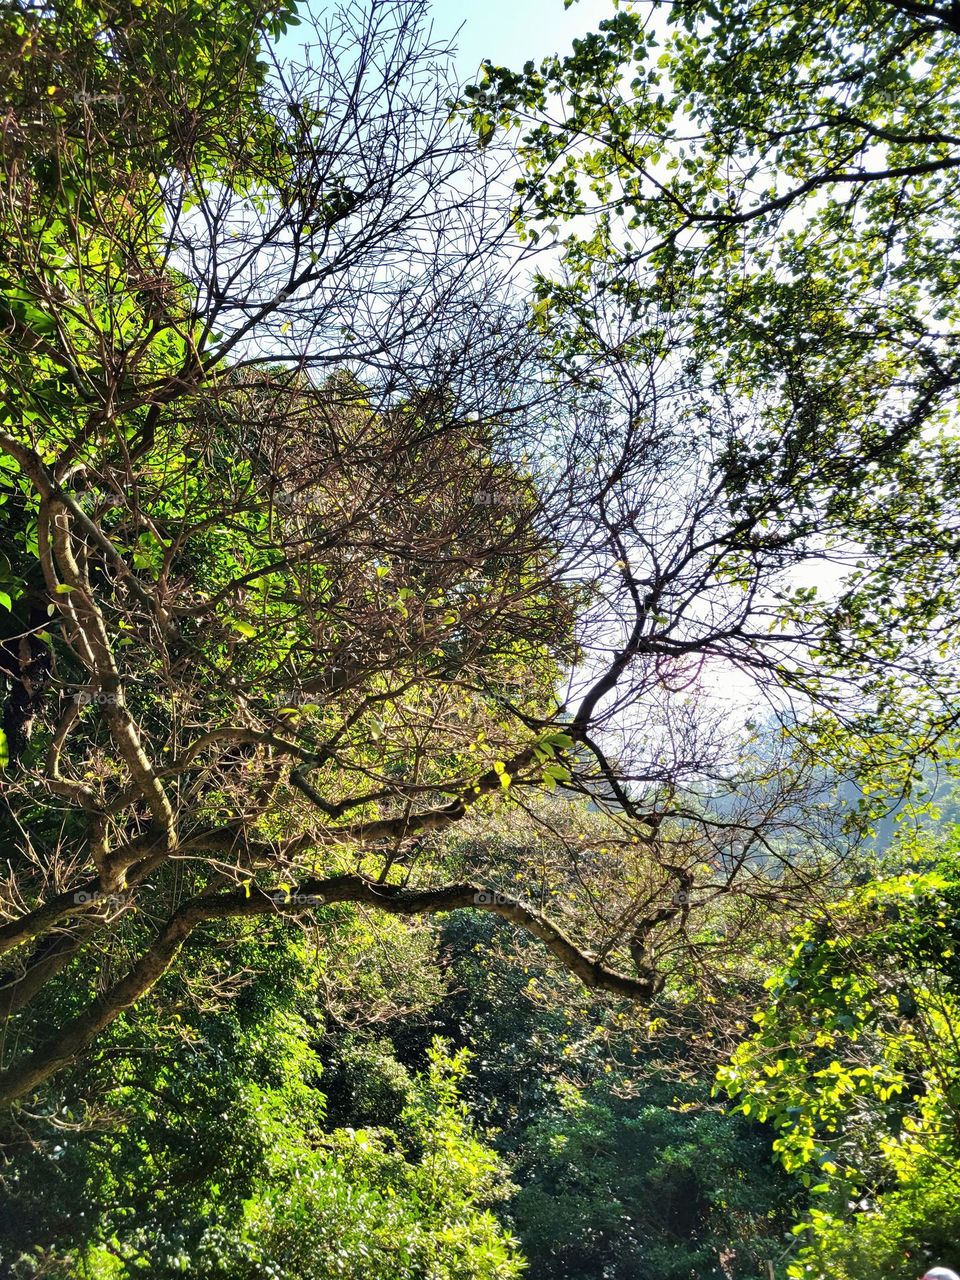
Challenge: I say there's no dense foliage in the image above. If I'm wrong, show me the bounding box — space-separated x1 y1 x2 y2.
0 934 525 1278
2 0 960 1276
720 822 960 1278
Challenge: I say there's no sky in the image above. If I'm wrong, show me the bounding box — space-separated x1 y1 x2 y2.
425 0 614 81
275 0 616 84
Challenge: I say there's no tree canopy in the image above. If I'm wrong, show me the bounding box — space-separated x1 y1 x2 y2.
2 0 960 1276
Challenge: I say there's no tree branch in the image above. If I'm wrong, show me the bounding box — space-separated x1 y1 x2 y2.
0 872 662 1106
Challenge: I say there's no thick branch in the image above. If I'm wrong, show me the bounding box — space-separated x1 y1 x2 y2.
0 873 661 1106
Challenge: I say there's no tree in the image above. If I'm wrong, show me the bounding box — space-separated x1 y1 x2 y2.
1 0 957 1120
717 818 960 1279
465 0 960 425
463 0 960 767
0 929 524 1280
509 1079 796 1280
379 898 805 1280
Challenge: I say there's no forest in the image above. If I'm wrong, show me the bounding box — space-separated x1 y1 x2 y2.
0 0 959 1275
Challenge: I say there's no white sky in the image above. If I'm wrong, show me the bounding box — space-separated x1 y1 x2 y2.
275 0 618 83
427 0 617 81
